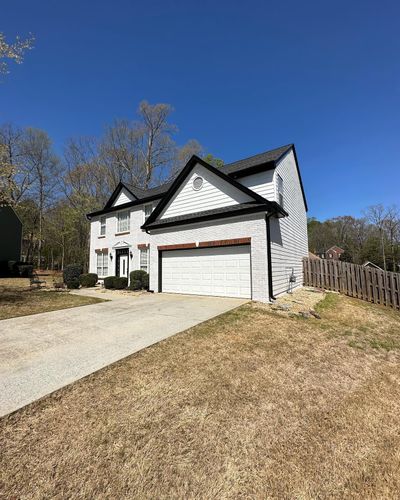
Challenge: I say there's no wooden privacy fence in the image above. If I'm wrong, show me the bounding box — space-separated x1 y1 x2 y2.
303 258 400 310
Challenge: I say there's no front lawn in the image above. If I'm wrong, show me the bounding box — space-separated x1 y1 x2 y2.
0 282 105 320
1 293 400 497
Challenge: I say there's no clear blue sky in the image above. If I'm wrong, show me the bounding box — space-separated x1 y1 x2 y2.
2 0 399 220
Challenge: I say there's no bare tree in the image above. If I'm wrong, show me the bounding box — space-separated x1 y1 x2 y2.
21 129 60 267
0 32 34 75
364 205 389 271
138 101 176 187
384 205 400 272
0 124 34 205
100 121 145 189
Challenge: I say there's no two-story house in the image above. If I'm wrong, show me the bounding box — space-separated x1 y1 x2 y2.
87 144 308 302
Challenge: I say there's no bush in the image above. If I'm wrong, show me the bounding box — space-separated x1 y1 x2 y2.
16 264 33 277
79 273 98 287
113 277 128 289
129 270 149 290
66 278 80 289
0 261 34 278
104 276 116 289
129 279 142 291
63 264 83 288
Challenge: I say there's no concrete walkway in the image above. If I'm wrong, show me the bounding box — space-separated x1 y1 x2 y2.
0 292 246 417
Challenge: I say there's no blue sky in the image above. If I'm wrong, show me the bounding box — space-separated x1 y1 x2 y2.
1 0 399 220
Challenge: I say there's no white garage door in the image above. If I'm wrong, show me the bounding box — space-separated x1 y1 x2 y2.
161 245 251 298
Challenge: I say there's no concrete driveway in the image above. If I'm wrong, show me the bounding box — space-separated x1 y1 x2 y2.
0 292 246 417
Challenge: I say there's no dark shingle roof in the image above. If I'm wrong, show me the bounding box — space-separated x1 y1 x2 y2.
124 182 173 200
221 144 293 176
123 144 293 201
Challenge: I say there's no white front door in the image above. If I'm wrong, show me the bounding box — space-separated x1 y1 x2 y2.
161 245 251 298
119 255 128 278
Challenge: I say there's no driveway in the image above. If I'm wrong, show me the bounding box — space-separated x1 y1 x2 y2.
0 292 246 417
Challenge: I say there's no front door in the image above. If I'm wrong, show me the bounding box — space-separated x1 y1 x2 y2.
116 248 129 277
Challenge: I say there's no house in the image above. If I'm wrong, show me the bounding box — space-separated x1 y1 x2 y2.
363 261 383 271
308 251 320 260
316 245 345 260
0 206 22 262
87 144 308 302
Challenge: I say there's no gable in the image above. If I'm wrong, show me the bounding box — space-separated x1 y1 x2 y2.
160 163 253 220
112 187 136 207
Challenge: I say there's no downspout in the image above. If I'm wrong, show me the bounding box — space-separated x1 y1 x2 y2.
265 213 276 301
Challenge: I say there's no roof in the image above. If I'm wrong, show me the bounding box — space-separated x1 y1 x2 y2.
124 182 173 200
363 261 383 270
142 155 287 230
113 144 294 203
144 202 283 230
88 143 307 218
221 144 293 177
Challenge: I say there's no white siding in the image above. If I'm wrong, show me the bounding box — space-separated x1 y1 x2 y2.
112 188 135 207
270 150 308 296
89 205 151 278
239 170 275 200
149 213 270 302
161 163 252 219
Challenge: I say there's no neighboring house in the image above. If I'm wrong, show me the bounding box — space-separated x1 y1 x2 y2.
316 245 345 260
0 206 22 262
308 251 320 260
363 261 383 271
87 144 308 302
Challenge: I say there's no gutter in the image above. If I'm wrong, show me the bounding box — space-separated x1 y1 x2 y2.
265 213 276 301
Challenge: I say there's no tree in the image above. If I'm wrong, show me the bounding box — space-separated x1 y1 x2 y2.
0 32 34 75
138 101 176 187
21 129 60 268
0 124 34 205
384 205 400 272
203 153 224 168
365 205 388 271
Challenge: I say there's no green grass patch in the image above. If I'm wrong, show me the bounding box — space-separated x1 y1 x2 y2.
315 292 339 314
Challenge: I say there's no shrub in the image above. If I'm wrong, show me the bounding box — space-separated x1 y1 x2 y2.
104 276 116 289
129 270 149 290
129 279 142 291
16 264 34 277
63 264 83 287
113 277 128 289
79 273 98 287
66 278 80 289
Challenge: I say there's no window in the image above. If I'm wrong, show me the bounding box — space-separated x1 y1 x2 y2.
143 203 153 222
100 216 106 236
117 211 130 233
140 248 149 273
96 251 108 277
277 174 284 207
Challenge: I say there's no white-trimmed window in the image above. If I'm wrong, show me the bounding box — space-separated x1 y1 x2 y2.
96 251 108 277
143 203 153 223
140 248 149 273
100 216 106 236
277 174 284 207
117 211 130 233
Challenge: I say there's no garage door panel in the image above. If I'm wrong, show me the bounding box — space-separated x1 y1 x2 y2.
161 245 251 299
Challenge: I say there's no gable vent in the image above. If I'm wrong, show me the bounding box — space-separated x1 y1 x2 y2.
192 176 203 191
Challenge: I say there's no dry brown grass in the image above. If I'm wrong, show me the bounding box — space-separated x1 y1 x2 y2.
1 294 400 498
0 286 105 320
